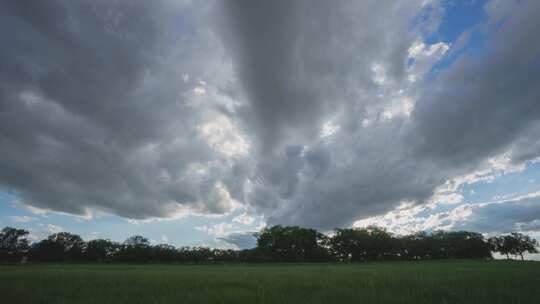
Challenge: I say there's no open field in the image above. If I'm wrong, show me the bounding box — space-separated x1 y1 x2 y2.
1 261 539 304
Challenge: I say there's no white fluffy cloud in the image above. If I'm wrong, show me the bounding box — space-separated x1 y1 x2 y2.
355 190 540 236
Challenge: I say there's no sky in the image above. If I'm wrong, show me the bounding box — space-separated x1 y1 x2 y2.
1 0 540 253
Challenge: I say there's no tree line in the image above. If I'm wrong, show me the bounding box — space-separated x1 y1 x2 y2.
0 225 537 264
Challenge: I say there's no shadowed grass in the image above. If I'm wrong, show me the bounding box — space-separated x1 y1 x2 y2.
1 260 539 303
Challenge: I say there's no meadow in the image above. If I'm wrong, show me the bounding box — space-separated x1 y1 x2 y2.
1 261 539 304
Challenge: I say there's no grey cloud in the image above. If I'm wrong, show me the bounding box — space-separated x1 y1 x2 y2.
0 0 244 218
355 193 540 236
251 119 451 229
1 0 540 234
217 0 446 229
411 0 540 166
216 0 423 153
224 0 540 230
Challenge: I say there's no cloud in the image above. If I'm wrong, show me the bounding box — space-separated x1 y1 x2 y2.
411 0 540 166
218 232 257 250
195 222 234 237
215 0 450 229
1 0 540 234
355 191 540 235
225 0 540 230
407 40 450 82
216 0 432 152
232 212 254 225
195 237 241 250
0 1 247 219
37 223 63 235
8 216 36 223
453 192 540 234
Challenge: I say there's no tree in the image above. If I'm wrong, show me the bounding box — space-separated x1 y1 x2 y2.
400 231 492 260
2 225 529 264
47 232 86 261
212 249 239 263
257 225 330 262
433 231 491 259
190 247 213 263
85 239 119 262
124 235 150 247
488 236 510 259
509 233 538 261
330 226 399 262
117 235 153 262
401 231 431 260
0 227 30 262
31 239 64 262
153 244 177 263
489 233 538 261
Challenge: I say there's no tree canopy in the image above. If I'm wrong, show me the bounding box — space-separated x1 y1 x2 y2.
0 225 537 264
489 233 538 261
0 227 29 262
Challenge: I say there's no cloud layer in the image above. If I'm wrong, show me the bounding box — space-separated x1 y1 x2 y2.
1 0 540 233
0 0 244 218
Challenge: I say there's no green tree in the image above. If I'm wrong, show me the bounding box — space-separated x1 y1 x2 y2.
488 236 510 259
47 232 86 261
257 225 329 262
330 226 398 262
117 235 152 262
0 227 30 262
153 244 178 263
124 235 150 247
508 232 538 261
489 233 538 260
85 239 119 262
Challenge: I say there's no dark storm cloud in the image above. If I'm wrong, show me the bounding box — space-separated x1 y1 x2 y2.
216 0 420 153
218 0 540 229
216 0 444 229
0 0 244 218
248 120 453 229
1 0 540 233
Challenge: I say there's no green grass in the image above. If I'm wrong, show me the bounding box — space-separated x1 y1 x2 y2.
1 261 539 304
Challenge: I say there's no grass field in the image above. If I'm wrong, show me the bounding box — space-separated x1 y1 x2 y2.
1 261 539 304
